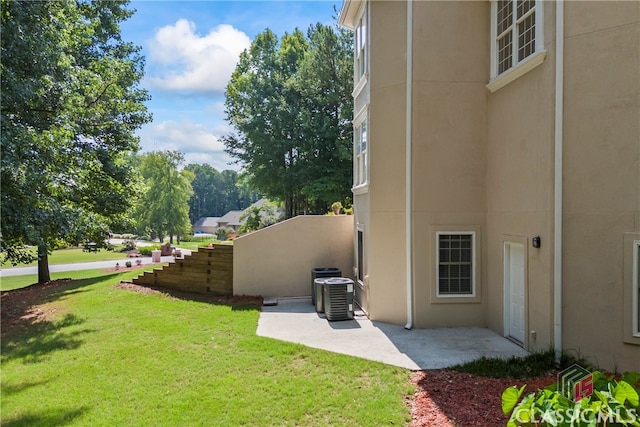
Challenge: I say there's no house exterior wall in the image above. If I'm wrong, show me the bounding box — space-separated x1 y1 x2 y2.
233 215 354 298
356 0 408 325
411 1 488 328
342 0 639 372
561 2 640 371
484 2 557 352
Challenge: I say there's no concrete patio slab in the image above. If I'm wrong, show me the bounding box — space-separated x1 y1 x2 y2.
257 297 529 370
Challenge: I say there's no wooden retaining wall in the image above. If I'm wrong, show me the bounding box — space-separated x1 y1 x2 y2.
132 245 233 295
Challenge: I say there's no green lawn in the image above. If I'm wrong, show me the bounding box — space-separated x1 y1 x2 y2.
1 247 129 268
1 269 413 426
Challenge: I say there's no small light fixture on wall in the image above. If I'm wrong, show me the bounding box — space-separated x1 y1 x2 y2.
532 236 541 248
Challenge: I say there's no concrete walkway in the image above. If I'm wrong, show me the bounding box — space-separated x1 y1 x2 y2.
257 297 529 370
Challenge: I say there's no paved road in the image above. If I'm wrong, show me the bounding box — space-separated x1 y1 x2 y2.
0 247 192 278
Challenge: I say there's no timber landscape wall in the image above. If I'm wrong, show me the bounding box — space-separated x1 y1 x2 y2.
133 245 233 295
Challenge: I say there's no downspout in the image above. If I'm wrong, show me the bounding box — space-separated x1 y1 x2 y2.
405 0 414 330
553 0 564 364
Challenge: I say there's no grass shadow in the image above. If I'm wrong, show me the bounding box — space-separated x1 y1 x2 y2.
1 406 89 427
1 274 119 334
0 274 112 363
115 281 263 311
1 379 51 396
1 313 93 363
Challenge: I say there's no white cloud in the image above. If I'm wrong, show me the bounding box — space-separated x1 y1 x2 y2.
147 19 251 93
139 120 240 171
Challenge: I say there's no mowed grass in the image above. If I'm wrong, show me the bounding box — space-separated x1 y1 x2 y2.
1 247 129 268
1 270 413 426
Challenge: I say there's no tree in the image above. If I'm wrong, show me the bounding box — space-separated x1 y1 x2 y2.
295 24 353 213
185 164 222 222
184 164 261 221
223 23 353 218
137 151 193 244
1 0 151 282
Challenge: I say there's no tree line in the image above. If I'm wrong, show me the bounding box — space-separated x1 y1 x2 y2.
223 23 354 218
1 1 353 283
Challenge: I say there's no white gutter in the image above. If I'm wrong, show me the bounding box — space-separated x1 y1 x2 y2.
553 0 564 363
405 0 414 330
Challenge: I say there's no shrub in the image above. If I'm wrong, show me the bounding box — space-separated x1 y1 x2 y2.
215 227 234 241
138 245 161 256
502 371 640 427
121 240 137 251
125 261 132 268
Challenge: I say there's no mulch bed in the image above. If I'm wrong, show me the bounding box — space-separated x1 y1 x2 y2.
409 369 558 426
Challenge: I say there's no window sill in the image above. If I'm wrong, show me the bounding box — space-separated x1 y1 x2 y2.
352 183 369 195
432 294 481 304
352 73 368 98
486 50 547 93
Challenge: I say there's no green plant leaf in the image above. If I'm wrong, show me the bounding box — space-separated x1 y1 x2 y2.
615 380 640 407
503 384 527 414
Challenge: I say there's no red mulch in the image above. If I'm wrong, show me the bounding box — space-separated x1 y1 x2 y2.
409 369 558 426
2 278 558 425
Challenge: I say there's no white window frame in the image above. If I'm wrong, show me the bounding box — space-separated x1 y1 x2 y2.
353 108 368 190
487 0 546 93
634 240 640 337
354 3 368 90
436 231 476 298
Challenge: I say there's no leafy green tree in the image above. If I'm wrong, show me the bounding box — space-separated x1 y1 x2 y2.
224 23 353 218
224 29 309 218
185 164 222 222
0 0 151 282
238 201 279 234
296 24 353 213
137 151 193 244
184 164 261 221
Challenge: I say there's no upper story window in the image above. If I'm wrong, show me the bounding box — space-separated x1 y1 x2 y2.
354 7 367 83
354 115 368 188
488 0 546 92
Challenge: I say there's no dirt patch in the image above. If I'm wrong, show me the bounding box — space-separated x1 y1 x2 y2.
409 368 558 426
1 279 75 334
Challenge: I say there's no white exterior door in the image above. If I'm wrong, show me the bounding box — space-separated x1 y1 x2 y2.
504 242 526 344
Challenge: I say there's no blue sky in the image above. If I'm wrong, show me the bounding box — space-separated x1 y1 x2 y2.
120 1 342 172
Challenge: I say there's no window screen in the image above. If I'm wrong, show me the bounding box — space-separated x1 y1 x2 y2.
438 234 473 295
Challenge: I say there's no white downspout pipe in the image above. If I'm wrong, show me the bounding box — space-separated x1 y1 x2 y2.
553 0 564 364
405 0 414 330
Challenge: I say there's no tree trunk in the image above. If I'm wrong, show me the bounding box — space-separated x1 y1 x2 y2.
169 234 174 244
37 244 50 283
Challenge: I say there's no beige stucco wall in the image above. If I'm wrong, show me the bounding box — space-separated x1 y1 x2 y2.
484 1 557 352
346 0 639 372
410 1 488 328
364 0 408 325
561 1 640 372
233 215 354 298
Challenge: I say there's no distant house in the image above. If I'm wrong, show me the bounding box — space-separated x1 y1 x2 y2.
216 210 244 232
193 217 220 234
194 199 284 234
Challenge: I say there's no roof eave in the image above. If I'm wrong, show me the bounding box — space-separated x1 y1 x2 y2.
338 0 362 29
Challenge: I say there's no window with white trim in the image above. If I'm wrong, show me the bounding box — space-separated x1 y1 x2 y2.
490 0 545 85
354 116 367 187
634 240 640 337
355 10 367 82
437 232 475 296
357 229 364 282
